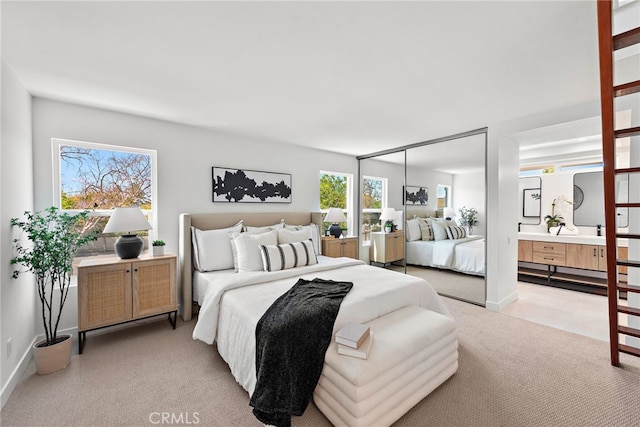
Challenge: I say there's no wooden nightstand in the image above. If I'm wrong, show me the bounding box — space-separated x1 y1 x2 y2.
77 253 177 353
370 231 405 266
321 236 359 259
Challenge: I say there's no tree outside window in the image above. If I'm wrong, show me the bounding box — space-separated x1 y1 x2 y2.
54 139 156 258
319 172 351 235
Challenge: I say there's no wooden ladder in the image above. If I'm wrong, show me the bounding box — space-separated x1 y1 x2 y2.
597 0 640 366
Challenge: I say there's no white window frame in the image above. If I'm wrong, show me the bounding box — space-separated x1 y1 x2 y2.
52 138 158 239
362 175 388 213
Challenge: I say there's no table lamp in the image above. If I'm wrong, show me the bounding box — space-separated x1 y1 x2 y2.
324 208 347 238
103 207 153 259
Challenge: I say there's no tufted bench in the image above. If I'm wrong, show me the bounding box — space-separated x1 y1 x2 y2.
314 305 458 427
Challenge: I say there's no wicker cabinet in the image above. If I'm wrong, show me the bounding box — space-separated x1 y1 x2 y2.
370 231 405 265
322 236 358 259
77 254 177 353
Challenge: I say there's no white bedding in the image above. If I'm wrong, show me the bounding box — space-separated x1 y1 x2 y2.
192 256 451 395
406 235 485 276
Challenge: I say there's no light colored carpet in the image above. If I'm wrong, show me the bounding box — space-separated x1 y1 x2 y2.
391 264 485 306
2 298 639 427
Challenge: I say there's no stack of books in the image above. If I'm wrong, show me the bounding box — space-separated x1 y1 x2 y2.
335 322 373 359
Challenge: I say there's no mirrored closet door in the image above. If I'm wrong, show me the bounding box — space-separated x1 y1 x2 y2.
357 129 487 306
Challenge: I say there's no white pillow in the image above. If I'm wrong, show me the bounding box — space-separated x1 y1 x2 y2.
232 230 278 272
261 240 318 272
431 220 449 241
278 228 311 244
245 220 284 232
284 223 321 255
405 218 422 242
191 222 243 272
446 225 467 240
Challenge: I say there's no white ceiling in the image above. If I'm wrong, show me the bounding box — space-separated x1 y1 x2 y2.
2 1 601 161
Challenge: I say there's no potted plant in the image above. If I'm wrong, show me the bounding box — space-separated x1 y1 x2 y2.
152 239 166 256
544 198 564 232
11 207 97 374
458 206 478 235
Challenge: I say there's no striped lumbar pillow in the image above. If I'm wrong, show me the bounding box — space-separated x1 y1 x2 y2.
260 239 318 272
445 225 467 240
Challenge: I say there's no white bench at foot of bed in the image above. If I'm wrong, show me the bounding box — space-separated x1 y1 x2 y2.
314 305 458 427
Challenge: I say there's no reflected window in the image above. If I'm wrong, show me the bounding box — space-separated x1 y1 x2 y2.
437 185 451 209
362 176 387 243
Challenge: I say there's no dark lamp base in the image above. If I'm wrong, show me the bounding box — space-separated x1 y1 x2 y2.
329 223 342 238
114 235 144 259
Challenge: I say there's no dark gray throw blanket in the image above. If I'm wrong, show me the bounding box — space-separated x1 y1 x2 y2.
250 277 353 427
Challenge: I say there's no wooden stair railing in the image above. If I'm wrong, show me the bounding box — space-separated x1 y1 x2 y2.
597 1 640 366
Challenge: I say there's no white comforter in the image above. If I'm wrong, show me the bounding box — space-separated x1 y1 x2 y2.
192 256 451 394
407 236 485 275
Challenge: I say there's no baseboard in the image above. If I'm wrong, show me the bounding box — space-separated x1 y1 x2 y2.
0 335 37 410
485 290 519 312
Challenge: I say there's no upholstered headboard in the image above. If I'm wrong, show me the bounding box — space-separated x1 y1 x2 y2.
178 212 323 321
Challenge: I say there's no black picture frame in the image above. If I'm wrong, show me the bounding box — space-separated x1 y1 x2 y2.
212 167 292 203
522 188 541 217
404 185 429 205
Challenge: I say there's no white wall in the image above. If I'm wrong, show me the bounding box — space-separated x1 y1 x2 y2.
1 61 36 407
31 97 358 333
453 170 485 236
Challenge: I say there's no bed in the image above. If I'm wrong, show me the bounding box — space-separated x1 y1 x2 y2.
404 216 485 276
179 212 456 425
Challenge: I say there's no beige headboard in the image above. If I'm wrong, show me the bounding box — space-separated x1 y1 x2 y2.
179 212 323 321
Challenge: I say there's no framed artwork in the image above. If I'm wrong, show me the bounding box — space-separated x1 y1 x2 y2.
404 185 429 205
522 188 541 217
212 167 292 203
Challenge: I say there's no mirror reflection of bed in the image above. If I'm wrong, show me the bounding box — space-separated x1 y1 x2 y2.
358 129 487 306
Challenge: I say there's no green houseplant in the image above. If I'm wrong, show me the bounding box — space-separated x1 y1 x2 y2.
458 206 478 235
152 239 166 256
11 207 97 374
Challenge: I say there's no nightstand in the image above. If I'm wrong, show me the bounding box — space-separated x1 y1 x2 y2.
370 231 405 266
77 253 177 353
321 236 359 259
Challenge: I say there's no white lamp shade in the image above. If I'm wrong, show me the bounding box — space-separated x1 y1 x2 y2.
103 207 152 234
380 208 397 222
324 208 347 223
443 207 456 219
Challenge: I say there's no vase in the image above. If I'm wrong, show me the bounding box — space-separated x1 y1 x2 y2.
467 226 473 235
152 246 165 256
33 334 72 375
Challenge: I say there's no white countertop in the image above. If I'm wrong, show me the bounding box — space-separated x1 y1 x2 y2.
518 232 608 246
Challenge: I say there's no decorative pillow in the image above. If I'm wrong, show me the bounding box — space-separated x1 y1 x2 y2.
231 230 278 272
191 221 243 272
418 219 434 241
431 220 449 241
284 223 322 255
446 225 467 240
405 218 422 242
260 240 318 272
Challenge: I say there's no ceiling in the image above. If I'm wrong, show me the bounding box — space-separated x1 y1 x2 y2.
2 1 601 160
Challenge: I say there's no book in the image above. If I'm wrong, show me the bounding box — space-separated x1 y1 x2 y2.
337 332 373 359
335 322 370 349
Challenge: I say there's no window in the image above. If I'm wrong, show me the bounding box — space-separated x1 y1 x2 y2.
53 138 157 258
362 176 387 243
319 171 353 236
